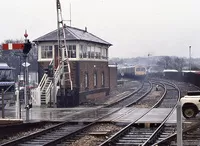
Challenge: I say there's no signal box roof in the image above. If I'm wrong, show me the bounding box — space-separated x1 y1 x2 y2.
33 26 112 46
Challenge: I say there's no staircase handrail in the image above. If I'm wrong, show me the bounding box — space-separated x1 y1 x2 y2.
38 73 47 88
54 65 62 85
45 65 62 104
39 59 53 88
45 81 53 104
39 60 53 89
41 77 49 92
49 59 54 67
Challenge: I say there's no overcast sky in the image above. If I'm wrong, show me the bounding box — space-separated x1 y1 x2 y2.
1 0 200 58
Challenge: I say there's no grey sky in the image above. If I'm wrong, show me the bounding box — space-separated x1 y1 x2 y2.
1 0 200 58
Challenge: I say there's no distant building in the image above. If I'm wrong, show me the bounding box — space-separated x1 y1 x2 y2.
32 26 116 107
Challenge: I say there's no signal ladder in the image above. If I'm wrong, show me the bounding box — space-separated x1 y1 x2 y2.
56 0 73 90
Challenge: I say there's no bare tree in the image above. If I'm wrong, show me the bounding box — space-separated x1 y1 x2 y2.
172 57 186 72
4 39 24 44
156 56 173 69
0 39 38 78
156 56 186 71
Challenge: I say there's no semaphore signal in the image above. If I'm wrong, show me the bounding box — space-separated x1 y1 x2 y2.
2 43 24 50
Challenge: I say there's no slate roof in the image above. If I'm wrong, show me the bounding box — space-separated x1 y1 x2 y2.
33 26 112 46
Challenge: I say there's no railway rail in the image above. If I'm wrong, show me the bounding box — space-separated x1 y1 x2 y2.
99 80 180 146
153 122 200 146
126 82 165 107
63 81 152 122
108 81 152 108
0 80 152 146
3 79 197 146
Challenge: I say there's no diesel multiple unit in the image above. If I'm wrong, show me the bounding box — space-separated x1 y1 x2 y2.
118 65 146 79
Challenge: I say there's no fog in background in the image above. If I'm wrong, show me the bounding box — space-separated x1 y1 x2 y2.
1 0 200 58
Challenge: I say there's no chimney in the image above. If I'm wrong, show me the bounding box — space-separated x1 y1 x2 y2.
85 27 87 32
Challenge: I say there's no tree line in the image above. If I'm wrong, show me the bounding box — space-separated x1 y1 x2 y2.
0 39 38 79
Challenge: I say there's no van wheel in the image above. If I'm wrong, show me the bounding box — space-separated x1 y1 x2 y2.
182 106 197 119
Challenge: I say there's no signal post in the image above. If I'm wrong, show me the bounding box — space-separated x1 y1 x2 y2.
2 31 32 122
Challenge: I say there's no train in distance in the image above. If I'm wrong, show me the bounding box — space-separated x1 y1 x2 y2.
118 65 146 79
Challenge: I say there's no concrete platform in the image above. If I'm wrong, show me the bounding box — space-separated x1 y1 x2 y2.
0 105 185 124
102 108 149 123
0 106 102 122
137 108 172 123
0 119 23 125
101 108 183 124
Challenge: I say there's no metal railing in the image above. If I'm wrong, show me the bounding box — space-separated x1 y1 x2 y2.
30 88 41 106
45 64 62 105
55 65 62 86
38 74 47 90
31 60 63 106
45 81 52 104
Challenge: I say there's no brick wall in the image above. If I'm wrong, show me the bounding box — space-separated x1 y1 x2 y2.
86 92 106 100
38 61 109 91
64 61 78 88
78 61 110 103
109 66 117 89
78 61 109 92
38 60 110 104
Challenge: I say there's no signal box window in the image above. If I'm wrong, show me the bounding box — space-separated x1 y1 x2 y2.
80 45 87 58
94 72 97 88
101 72 105 86
85 72 89 89
67 45 76 58
41 46 53 59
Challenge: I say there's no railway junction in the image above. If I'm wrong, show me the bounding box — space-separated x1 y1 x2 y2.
0 78 200 146
1 1 200 146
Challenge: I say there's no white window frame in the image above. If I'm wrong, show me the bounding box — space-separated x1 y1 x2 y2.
38 44 54 61
41 46 53 59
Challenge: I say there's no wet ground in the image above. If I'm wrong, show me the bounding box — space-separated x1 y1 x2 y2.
0 80 142 122
0 105 102 122
0 105 182 124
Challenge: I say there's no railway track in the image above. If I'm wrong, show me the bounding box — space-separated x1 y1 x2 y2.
3 79 193 146
126 82 165 107
99 80 180 146
55 80 179 146
0 80 152 146
153 122 200 146
108 81 152 108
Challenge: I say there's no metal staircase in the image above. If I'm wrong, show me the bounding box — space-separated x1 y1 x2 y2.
40 77 52 105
